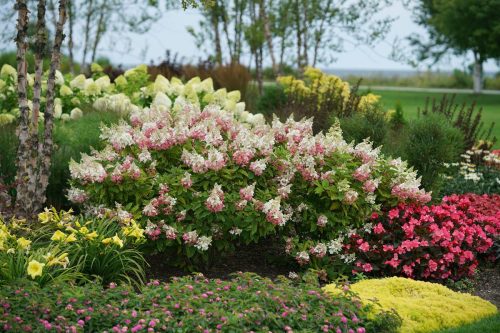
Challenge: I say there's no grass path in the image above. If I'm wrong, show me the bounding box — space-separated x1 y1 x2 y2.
433 314 500 333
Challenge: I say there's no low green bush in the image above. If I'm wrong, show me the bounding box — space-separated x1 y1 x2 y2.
255 84 287 117
0 273 401 332
399 113 464 193
340 109 388 148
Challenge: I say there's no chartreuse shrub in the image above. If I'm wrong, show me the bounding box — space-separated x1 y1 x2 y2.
0 273 401 332
324 277 498 333
68 93 430 269
275 67 382 133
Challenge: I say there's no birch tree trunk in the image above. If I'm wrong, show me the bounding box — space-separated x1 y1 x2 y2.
14 0 32 216
35 0 67 209
14 0 67 218
91 2 106 63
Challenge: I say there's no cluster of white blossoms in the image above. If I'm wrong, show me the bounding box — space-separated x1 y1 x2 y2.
444 147 500 184
68 75 430 257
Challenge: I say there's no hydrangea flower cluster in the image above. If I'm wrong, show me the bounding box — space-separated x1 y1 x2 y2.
68 84 429 265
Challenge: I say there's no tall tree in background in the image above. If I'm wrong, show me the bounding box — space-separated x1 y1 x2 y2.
410 0 500 93
2 0 161 73
14 0 67 218
188 0 392 72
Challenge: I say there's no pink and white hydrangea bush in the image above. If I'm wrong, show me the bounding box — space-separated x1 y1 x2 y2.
69 94 429 266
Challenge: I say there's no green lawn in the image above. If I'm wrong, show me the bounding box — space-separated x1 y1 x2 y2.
433 314 500 333
368 89 500 146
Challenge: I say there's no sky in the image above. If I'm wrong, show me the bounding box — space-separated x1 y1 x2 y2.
1 1 498 72
94 1 498 73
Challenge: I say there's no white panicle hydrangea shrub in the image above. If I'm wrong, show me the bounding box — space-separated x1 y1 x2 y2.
68 86 430 268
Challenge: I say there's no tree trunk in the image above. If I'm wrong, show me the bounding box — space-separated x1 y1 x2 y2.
14 0 32 217
233 0 245 63
302 0 308 67
211 0 223 65
294 0 302 69
67 0 75 74
14 0 67 218
312 0 332 67
25 0 48 214
81 0 94 73
260 0 277 75
472 53 483 94
35 0 67 209
91 3 106 63
220 3 234 63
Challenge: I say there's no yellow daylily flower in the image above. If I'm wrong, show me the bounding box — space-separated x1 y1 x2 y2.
101 237 112 245
78 226 89 235
16 237 32 250
27 260 45 279
38 210 52 223
111 234 124 248
51 230 67 242
85 231 98 240
64 233 77 243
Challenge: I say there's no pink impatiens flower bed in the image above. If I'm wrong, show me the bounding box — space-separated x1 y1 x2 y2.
347 194 500 281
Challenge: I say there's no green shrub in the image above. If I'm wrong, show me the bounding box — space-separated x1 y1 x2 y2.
399 113 464 192
340 109 388 147
389 102 406 130
324 277 498 333
0 50 80 73
0 273 401 332
255 84 287 117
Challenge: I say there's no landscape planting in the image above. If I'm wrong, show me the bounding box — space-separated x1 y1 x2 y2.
1 0 499 331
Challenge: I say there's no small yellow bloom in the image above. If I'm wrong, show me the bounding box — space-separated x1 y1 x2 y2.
38 210 52 224
27 260 45 279
101 237 112 245
17 237 32 250
112 234 124 248
78 226 89 235
64 233 77 243
85 231 98 240
51 230 67 242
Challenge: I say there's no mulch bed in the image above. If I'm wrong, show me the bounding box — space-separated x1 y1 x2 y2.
146 239 292 281
147 240 500 309
473 266 500 307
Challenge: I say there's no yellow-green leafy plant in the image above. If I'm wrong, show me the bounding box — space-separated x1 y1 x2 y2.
324 277 498 333
0 216 81 287
34 208 147 286
275 67 381 133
